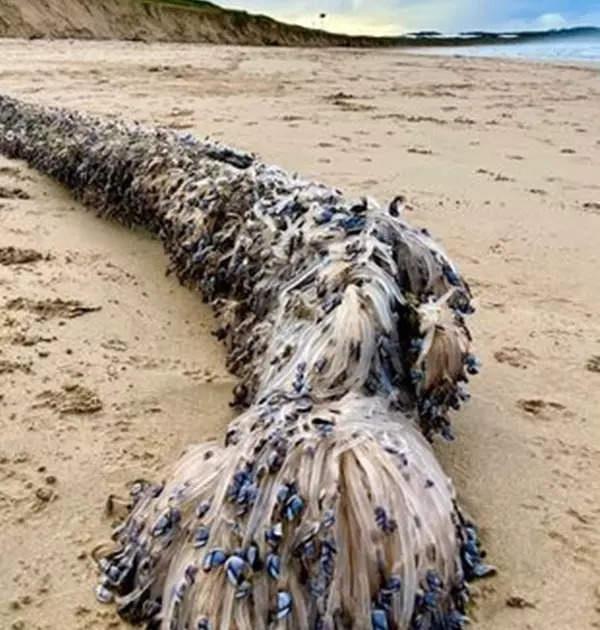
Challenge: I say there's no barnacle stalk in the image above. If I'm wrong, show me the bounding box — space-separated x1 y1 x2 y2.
0 95 492 629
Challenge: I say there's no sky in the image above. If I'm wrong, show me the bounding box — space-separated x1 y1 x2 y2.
218 1 600 35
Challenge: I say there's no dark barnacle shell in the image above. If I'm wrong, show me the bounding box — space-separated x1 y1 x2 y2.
266 553 281 580
312 416 335 434
276 484 291 504
265 522 284 547
196 617 211 630
106 565 121 584
319 537 337 580
388 195 405 217
422 589 439 611
442 264 462 287
454 291 475 315
292 373 307 393
196 499 211 519
185 564 199 584
446 610 470 629
227 470 250 502
235 581 252 599
203 548 227 572
322 294 342 315
95 584 114 604
267 450 284 472
441 422 456 442
237 480 258 508
465 354 481 376
225 555 249 587
468 559 496 579
322 510 336 528
295 521 320 547
194 526 210 549
284 494 305 521
426 571 442 590
314 208 335 225
274 591 293 620
374 506 397 534
410 338 424 353
296 397 314 413
297 538 318 560
460 523 496 580
383 575 402 594
142 599 162 620
410 368 425 384
129 479 150 503
151 507 181 538
245 543 261 570
371 608 389 630
309 576 327 598
296 361 307 373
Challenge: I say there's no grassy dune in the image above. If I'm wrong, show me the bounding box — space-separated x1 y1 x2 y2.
0 0 393 46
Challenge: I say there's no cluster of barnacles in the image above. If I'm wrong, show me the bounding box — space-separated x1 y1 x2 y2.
0 94 493 629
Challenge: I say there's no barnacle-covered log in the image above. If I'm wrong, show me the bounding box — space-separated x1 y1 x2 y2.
0 94 492 630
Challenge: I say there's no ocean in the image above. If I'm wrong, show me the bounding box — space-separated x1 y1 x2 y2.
412 38 600 63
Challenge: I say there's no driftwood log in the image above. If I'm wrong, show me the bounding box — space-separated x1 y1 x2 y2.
0 95 492 630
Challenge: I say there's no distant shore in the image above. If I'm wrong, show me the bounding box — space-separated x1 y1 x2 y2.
407 37 600 63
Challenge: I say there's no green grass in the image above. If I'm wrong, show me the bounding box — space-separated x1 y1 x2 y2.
145 0 256 15
142 0 271 24
147 0 218 9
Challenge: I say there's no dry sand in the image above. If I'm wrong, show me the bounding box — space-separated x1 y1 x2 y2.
0 39 599 630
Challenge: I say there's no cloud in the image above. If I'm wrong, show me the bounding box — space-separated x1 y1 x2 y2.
535 12 568 29
219 1 600 34
224 0 497 34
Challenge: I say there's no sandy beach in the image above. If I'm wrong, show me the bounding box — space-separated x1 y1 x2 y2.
0 38 599 629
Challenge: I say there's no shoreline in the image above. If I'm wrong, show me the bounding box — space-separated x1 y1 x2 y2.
404 47 600 67
0 35 597 70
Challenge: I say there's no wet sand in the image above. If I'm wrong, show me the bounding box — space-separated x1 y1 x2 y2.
0 39 599 629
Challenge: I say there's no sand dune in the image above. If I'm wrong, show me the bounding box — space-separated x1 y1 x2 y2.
0 0 388 46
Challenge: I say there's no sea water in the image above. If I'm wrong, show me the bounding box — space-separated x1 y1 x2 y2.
414 38 600 63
